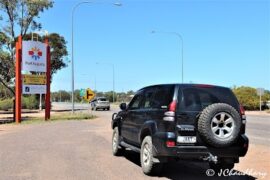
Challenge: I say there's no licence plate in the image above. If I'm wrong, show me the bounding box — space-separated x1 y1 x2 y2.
177 136 196 143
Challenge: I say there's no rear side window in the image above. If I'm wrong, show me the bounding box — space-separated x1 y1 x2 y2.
141 89 155 109
180 87 239 111
151 85 175 109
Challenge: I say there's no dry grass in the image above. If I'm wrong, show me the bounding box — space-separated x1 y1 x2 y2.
20 112 96 124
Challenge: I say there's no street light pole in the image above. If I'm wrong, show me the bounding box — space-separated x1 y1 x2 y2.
94 75 96 91
71 1 121 113
151 31 184 83
71 2 92 114
112 64 115 103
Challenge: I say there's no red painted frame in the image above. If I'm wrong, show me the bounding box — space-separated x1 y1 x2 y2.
15 36 22 123
15 36 51 123
45 38 51 120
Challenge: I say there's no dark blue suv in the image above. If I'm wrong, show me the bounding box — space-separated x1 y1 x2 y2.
111 84 249 175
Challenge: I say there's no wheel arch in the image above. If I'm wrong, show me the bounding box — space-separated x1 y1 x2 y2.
139 121 157 144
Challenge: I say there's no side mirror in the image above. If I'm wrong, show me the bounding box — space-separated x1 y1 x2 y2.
120 103 127 110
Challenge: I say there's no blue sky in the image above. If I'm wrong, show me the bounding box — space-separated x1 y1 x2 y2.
38 0 269 92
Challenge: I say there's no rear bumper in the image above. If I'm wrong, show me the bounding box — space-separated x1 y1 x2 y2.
152 132 249 159
96 105 110 108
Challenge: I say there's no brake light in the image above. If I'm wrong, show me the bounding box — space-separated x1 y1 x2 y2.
169 100 177 112
163 100 177 122
166 140 175 147
240 105 245 115
195 84 214 88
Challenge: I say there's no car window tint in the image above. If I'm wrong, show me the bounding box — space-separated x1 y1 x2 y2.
142 89 155 109
152 85 174 109
129 94 144 109
181 87 238 111
182 88 201 111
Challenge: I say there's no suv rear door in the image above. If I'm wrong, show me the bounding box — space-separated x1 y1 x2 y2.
148 85 176 132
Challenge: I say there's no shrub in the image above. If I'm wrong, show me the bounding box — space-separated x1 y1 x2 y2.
0 98 13 111
0 95 40 111
22 95 39 109
232 86 270 110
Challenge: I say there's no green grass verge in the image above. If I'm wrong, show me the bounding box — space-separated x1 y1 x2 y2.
20 112 97 125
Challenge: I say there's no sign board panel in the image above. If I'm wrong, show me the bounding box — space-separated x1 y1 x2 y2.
80 89 86 97
22 85 46 94
256 88 265 96
84 88 95 101
23 74 46 85
22 41 47 72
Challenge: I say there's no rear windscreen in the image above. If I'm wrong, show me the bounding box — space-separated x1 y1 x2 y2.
98 98 107 101
179 87 239 112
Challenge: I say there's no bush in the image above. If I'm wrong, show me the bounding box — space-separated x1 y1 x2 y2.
232 86 270 110
22 95 39 109
232 86 259 110
0 98 13 111
0 95 40 111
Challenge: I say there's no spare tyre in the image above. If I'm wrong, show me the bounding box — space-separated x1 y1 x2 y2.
198 103 241 147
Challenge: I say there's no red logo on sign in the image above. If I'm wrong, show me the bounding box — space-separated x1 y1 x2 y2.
28 47 42 60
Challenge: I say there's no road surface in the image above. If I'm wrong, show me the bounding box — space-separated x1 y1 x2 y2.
0 103 269 180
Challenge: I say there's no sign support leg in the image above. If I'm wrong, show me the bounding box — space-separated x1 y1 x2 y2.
15 36 22 124
45 40 51 120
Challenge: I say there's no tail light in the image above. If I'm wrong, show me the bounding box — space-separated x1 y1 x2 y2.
240 105 246 124
166 140 176 147
240 105 245 115
163 100 177 121
169 100 177 112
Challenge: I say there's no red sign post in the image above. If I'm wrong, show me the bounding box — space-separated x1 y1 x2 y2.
15 36 51 123
45 38 51 120
15 36 22 124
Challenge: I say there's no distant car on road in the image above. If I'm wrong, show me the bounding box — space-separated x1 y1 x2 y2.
267 101 270 109
90 97 110 111
261 101 270 110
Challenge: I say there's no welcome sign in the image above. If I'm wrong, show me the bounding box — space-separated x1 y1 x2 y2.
22 41 47 72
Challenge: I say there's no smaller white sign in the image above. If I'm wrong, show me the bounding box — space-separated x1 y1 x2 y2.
22 85 46 94
22 41 47 72
257 88 265 96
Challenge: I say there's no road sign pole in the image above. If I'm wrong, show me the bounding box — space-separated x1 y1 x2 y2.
15 35 22 124
257 88 264 112
260 93 262 112
39 93 42 111
45 38 51 120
